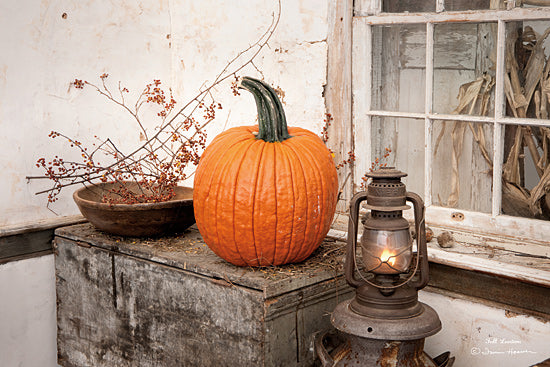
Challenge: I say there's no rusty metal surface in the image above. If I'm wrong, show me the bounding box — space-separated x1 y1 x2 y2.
331 299 441 341
349 284 424 319
344 167 430 300
531 358 550 367
330 169 445 365
364 167 410 212
315 330 439 367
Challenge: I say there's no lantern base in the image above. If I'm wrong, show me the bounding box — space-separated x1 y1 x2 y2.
331 298 441 340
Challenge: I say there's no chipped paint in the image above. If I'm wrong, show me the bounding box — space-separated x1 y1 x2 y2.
0 2 330 366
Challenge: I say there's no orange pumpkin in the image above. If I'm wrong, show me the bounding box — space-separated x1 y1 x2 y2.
193 77 338 266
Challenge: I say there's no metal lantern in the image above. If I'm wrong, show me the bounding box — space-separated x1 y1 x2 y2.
315 167 454 367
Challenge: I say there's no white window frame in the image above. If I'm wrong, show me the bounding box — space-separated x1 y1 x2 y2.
352 1 550 247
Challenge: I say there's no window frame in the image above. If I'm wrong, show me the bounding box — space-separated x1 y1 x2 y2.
351 2 550 245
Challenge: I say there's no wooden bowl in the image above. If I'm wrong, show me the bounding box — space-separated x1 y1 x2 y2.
73 182 195 237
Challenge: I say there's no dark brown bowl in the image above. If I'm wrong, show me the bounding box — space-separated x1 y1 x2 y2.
73 182 195 237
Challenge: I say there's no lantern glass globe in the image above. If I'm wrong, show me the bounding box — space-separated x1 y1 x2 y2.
361 229 412 275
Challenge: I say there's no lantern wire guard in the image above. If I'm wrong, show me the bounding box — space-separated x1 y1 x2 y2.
350 217 421 290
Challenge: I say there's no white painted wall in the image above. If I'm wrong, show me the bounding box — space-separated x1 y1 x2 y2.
1 0 328 227
421 290 550 367
0 256 58 367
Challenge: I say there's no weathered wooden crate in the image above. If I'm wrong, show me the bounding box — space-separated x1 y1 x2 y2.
54 223 352 367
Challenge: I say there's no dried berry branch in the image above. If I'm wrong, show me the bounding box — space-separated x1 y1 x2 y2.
322 112 392 194
28 1 281 207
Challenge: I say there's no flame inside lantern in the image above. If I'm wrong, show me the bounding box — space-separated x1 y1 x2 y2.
362 229 412 274
380 249 396 267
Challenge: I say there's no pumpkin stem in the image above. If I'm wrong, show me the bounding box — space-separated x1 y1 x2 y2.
239 77 291 143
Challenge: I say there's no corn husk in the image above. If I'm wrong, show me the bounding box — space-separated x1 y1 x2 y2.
443 25 550 220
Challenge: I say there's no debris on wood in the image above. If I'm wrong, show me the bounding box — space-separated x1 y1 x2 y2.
426 227 434 243
437 231 455 248
66 223 347 281
410 226 434 242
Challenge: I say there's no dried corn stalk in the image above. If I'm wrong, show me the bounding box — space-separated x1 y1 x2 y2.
434 75 494 207
440 24 550 220
501 26 550 219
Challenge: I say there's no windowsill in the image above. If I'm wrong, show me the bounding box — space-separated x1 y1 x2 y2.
0 215 86 237
426 232 550 288
327 222 550 287
327 226 550 317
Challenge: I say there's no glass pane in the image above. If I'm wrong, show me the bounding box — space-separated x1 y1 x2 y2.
433 22 496 117
431 120 493 213
372 24 426 113
501 124 550 221
504 20 550 120
444 0 492 11
361 229 413 274
370 116 425 197
383 0 435 13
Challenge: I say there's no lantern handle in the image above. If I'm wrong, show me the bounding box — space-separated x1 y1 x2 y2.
406 191 429 290
345 191 368 288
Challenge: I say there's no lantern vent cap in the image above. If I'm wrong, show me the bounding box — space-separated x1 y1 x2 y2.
366 167 407 180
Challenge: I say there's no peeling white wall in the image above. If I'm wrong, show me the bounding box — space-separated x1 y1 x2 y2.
1 0 174 224
1 0 329 227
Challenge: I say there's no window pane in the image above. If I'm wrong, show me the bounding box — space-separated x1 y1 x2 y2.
443 0 492 11
433 22 496 117
370 116 425 197
382 0 435 13
431 120 493 213
501 124 550 221
504 20 550 120
372 24 426 113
